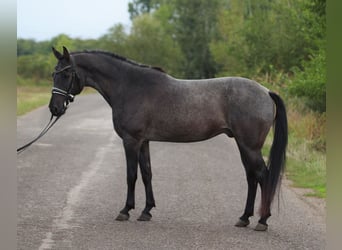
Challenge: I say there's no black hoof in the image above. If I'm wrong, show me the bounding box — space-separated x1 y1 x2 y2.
254 222 268 231
115 213 129 221
137 212 152 221
235 219 250 227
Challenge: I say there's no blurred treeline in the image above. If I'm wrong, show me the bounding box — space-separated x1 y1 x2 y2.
17 0 325 113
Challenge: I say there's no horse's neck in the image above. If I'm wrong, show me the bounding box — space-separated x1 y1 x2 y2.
76 54 161 107
76 55 123 103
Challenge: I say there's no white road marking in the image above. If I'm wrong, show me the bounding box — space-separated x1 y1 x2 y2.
38 143 112 250
35 143 53 147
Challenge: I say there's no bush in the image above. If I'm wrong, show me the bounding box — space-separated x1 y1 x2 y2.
17 54 53 81
289 48 326 113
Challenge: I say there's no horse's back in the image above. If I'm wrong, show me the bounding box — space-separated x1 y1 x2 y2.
170 76 274 125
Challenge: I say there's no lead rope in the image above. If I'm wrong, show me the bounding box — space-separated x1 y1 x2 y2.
17 114 62 154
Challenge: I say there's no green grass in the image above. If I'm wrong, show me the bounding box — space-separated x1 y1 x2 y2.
285 136 326 198
17 86 51 115
262 129 326 198
17 85 96 116
286 156 326 198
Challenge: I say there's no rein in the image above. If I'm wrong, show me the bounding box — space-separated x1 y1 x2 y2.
17 115 62 154
17 62 77 154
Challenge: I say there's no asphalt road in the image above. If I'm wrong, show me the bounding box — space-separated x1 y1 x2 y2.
17 94 326 250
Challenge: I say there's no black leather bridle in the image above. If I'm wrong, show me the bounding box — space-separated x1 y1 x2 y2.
51 64 77 105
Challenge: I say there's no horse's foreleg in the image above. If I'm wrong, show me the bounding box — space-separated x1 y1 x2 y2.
116 138 141 221
137 141 156 221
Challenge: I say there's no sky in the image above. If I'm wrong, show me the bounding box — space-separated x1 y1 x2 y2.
17 0 131 41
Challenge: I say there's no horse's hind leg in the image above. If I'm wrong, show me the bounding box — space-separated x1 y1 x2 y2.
235 143 269 231
255 170 271 231
137 141 156 221
235 172 257 227
234 144 258 227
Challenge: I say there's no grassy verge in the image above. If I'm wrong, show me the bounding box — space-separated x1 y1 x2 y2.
256 75 326 199
285 105 326 198
17 85 96 116
262 135 326 198
17 86 51 116
286 151 326 198
262 101 326 198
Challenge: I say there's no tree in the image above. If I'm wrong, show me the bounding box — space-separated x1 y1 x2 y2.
49 34 76 51
288 0 326 112
128 0 153 20
172 0 221 78
17 39 51 56
17 54 52 81
126 13 184 76
211 0 325 78
210 0 248 76
17 39 37 56
99 24 129 54
289 47 326 112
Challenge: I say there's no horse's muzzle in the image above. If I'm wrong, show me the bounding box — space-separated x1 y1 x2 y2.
49 95 68 117
49 104 66 117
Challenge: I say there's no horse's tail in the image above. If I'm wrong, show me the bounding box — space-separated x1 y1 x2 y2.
260 91 288 217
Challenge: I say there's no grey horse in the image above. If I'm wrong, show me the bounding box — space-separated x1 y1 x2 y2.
49 47 287 231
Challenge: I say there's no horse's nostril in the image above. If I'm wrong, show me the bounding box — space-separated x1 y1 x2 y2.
49 105 59 115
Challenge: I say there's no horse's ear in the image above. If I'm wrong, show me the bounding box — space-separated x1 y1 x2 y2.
52 47 63 60
62 46 70 61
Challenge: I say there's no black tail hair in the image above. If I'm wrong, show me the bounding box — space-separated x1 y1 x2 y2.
260 91 288 217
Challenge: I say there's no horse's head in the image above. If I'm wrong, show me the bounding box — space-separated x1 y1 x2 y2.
49 46 83 116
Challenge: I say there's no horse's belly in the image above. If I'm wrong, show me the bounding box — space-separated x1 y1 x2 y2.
145 86 229 142
146 116 228 142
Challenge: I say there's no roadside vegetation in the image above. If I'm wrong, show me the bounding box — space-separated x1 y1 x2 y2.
17 0 326 198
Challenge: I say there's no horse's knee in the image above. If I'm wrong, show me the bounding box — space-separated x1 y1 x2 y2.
127 171 138 187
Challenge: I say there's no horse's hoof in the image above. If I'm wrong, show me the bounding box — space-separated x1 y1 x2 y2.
254 223 268 231
137 212 152 221
235 219 250 227
115 213 129 221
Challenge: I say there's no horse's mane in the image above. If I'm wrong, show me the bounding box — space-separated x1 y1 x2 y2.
72 50 166 73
